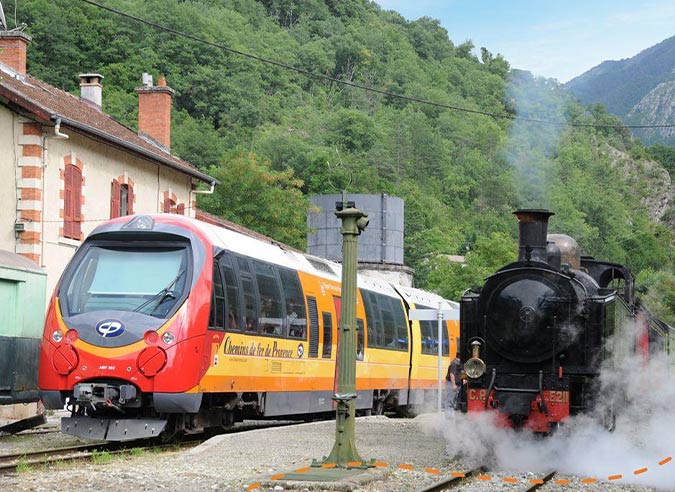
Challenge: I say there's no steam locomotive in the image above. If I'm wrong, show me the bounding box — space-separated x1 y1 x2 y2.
458 209 670 432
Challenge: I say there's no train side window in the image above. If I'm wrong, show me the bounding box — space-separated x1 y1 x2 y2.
307 296 319 357
363 290 384 348
322 312 332 358
357 318 365 360
208 260 226 330
219 254 241 331
237 256 258 333
380 295 398 349
391 297 408 350
279 268 307 339
253 260 284 336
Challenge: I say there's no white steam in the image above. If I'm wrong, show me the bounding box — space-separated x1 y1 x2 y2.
504 72 567 208
424 314 675 490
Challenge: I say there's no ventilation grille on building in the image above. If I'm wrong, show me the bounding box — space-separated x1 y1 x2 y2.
306 257 336 276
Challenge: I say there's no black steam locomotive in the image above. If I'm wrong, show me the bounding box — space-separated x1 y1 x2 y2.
458 210 666 433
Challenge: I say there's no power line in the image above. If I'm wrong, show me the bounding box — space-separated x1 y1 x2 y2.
79 0 675 130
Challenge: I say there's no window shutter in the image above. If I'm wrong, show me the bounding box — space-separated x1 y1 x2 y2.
110 179 120 219
176 203 185 215
72 166 82 239
127 182 134 215
64 165 74 238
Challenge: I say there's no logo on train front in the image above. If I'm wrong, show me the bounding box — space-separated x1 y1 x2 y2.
96 319 125 338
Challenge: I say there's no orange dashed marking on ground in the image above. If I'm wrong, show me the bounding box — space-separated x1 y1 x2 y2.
246 453 674 490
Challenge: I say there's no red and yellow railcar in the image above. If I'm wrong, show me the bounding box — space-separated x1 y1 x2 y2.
39 214 457 440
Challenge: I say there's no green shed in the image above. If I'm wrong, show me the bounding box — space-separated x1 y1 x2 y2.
0 250 47 404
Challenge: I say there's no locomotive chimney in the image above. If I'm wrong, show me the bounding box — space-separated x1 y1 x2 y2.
513 209 555 263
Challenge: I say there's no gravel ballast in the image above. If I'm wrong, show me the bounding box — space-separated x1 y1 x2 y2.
0 414 669 492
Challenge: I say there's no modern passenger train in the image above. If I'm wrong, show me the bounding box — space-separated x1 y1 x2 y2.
38 214 458 441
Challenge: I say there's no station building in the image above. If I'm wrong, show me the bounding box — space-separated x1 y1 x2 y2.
0 29 217 299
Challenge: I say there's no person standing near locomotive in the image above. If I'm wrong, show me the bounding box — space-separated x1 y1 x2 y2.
446 353 462 412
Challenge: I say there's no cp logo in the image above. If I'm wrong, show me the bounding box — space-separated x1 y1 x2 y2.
95 319 125 338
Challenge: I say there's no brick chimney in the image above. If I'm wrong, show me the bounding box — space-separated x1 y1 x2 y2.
0 31 31 76
79 73 104 110
135 73 175 150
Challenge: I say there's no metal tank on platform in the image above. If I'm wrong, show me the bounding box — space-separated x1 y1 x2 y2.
307 194 413 286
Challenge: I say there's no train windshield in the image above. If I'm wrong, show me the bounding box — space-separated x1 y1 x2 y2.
62 245 189 318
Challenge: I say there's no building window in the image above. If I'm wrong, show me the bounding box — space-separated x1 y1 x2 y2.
64 164 82 240
111 178 134 218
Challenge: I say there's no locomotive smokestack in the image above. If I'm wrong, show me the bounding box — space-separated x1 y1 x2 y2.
513 209 555 263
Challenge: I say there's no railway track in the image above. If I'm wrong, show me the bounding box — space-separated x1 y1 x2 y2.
0 420 301 475
418 468 557 492
0 439 195 475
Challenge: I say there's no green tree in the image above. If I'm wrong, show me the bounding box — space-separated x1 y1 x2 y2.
198 152 309 248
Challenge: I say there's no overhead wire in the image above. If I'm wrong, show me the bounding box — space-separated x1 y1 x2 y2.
78 0 675 130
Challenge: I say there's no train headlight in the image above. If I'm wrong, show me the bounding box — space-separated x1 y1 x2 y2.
162 332 175 345
464 340 486 379
464 358 486 378
52 330 63 343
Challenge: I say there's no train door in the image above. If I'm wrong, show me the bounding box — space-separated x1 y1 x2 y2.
332 296 341 402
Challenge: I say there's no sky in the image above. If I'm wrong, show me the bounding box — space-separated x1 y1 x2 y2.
375 0 675 83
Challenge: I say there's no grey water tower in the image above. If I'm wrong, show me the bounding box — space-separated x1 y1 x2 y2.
307 194 413 286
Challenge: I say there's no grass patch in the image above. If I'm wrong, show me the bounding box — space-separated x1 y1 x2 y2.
91 450 112 464
129 447 144 457
16 457 31 473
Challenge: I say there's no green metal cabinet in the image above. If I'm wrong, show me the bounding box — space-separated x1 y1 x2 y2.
0 250 46 404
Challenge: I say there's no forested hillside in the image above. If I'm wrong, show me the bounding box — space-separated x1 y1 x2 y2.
6 0 675 321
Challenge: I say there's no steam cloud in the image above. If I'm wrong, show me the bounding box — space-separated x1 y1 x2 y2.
504 72 567 209
424 315 675 490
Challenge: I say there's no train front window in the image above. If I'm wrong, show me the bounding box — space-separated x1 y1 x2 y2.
63 245 189 318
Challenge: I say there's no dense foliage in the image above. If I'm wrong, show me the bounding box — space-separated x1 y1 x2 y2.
6 0 675 320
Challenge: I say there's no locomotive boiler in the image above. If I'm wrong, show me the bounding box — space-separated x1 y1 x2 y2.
458 209 659 433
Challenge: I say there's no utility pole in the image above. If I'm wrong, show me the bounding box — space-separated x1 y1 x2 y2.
323 195 369 466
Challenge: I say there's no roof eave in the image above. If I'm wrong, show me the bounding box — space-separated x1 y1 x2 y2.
54 115 218 185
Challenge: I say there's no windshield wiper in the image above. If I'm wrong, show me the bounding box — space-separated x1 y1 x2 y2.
133 269 186 315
